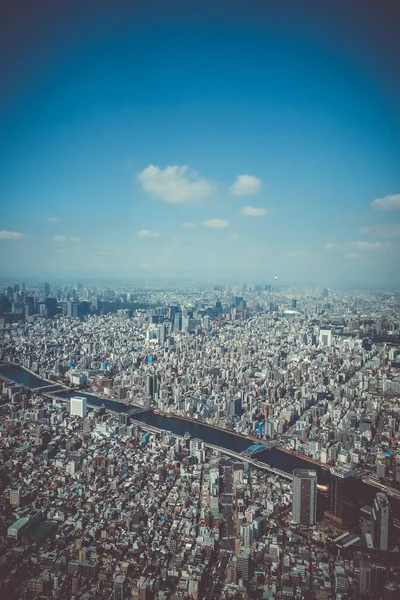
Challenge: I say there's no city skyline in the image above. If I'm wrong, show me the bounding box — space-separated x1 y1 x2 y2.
1 1 400 284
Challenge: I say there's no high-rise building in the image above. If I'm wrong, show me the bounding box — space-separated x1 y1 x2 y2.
158 324 166 345
145 375 157 400
242 523 253 547
292 469 317 525
372 492 391 551
236 549 250 581
190 438 203 455
325 467 356 525
181 315 190 332
291 298 297 309
9 489 21 506
43 282 50 297
319 329 333 347
229 397 242 417
67 301 79 318
45 297 58 318
359 562 372 595
322 287 329 298
202 315 210 330
114 573 126 600
70 396 88 418
174 312 182 331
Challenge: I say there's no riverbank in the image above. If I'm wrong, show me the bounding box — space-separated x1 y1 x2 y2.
279 447 330 471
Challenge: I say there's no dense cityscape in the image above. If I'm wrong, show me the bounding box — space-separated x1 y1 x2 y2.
0 281 400 599
2 1 400 599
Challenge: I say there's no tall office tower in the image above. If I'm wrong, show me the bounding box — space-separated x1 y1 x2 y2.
9 489 21 506
145 374 157 400
269 301 275 315
322 287 329 298
291 298 297 309
45 297 58 318
372 492 391 551
70 396 88 418
158 324 166 345
43 282 50 297
242 523 253 548
229 397 242 417
326 467 356 525
236 549 250 581
174 312 182 331
114 574 126 600
234 296 243 308
292 469 317 525
359 562 372 595
181 315 190 332
202 315 210 331
319 328 333 347
67 301 79 318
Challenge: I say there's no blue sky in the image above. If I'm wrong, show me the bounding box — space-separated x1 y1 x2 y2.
1 0 400 284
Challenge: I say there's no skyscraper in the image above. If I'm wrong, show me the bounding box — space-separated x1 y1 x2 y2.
158 324 166 345
326 467 356 526
45 297 58 318
229 397 242 417
174 312 182 331
202 315 210 331
359 562 372 595
114 573 126 600
70 397 88 418
372 492 391 551
319 329 333 347
292 469 317 525
145 374 157 400
67 301 79 318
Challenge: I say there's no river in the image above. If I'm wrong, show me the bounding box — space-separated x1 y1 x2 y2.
0 363 52 389
3 363 400 517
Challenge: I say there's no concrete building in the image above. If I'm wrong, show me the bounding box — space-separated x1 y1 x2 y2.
70 396 88 418
325 467 356 526
292 469 317 525
372 492 391 551
114 573 126 600
319 328 333 347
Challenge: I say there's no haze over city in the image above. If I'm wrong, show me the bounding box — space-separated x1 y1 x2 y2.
1 0 400 284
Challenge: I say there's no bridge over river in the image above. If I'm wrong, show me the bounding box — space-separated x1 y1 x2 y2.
4 362 400 521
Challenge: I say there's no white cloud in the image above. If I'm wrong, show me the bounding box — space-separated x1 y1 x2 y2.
229 233 240 241
0 230 24 240
181 221 197 228
203 218 229 229
370 194 400 211
345 252 360 260
324 242 336 250
230 174 262 196
241 205 267 217
324 241 382 252
137 164 212 203
349 241 382 250
46 216 60 223
360 224 400 238
137 229 161 238
53 235 82 242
